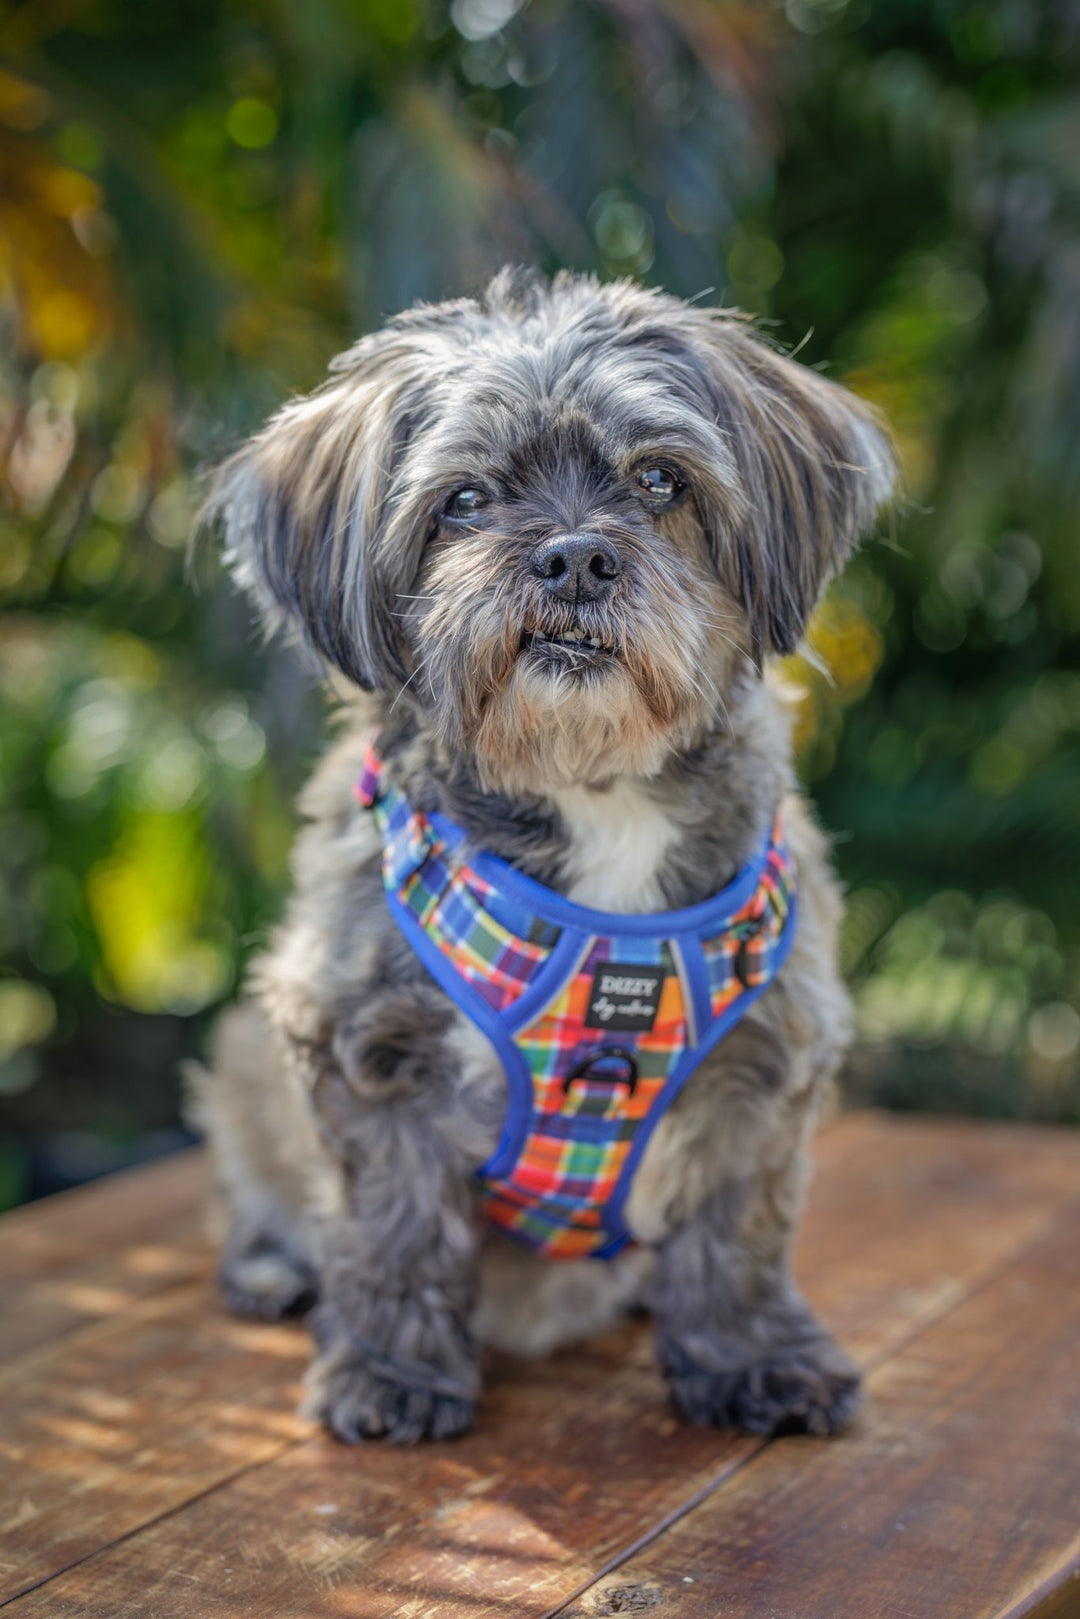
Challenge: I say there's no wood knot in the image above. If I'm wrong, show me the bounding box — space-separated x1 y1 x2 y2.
582 1581 664 1615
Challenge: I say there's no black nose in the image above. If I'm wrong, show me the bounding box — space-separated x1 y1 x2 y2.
533 534 622 602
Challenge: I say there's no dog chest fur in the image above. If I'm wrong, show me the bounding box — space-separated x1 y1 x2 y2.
551 778 683 911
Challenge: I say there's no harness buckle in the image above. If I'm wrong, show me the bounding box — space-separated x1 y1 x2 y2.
733 914 770 989
563 1046 639 1097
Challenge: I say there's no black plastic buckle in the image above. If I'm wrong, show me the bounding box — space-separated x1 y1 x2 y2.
733 920 767 990
562 1046 639 1097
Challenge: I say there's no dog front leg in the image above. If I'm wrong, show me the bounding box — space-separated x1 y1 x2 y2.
300 1053 483 1444
651 1159 859 1438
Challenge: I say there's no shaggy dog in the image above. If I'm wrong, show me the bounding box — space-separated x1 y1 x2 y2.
189 268 896 1444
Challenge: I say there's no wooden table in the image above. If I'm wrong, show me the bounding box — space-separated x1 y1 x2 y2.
2 1111 1080 1618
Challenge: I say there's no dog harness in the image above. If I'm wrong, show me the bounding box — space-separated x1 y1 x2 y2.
356 743 797 1260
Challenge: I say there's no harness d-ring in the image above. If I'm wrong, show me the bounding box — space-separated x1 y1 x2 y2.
733 912 769 989
563 1046 639 1097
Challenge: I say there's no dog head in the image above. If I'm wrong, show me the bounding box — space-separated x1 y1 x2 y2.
212 269 895 792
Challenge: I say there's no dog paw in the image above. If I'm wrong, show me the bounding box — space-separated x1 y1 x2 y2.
218 1241 317 1322
303 1351 476 1444
662 1339 861 1437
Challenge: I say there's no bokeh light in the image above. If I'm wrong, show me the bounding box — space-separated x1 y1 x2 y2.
1 0 1078 1205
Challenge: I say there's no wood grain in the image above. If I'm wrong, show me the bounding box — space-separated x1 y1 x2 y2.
4 1115 1079 1618
2 1333 759 1618
793 1111 1080 1363
0 1285 312 1599
0 1152 207 1289
0 1153 211 1363
553 1193 1080 1619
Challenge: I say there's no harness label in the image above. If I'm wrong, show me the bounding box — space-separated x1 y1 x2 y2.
584 962 666 1031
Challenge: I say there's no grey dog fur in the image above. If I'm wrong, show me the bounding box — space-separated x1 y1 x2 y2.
186 268 895 1444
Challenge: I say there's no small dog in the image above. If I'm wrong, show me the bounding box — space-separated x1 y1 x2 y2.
189 268 895 1444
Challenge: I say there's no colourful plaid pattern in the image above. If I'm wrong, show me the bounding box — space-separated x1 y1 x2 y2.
700 826 796 1015
356 748 556 1013
479 936 689 1256
357 741 797 1259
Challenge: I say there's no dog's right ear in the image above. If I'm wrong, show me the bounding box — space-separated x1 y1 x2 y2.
205 322 452 691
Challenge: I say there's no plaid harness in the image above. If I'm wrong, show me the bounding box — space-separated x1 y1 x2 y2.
356 744 797 1260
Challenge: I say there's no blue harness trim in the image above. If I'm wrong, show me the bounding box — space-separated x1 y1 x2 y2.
357 744 798 1259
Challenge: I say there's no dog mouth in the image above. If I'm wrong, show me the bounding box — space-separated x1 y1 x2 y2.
522 624 618 662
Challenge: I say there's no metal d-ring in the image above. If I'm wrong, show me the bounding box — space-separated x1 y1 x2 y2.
562 1046 639 1096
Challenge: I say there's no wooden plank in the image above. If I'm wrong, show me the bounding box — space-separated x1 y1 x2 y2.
6 1115 1080 1618
2 1330 759 1618
793 1112 1080 1364
0 1228 212 1367
0 1239 210 1366
0 1286 312 1601
1000 1555 1080 1619
548 1191 1080 1619
0 1151 207 1289
0 1153 211 1363
0 1110 868 1366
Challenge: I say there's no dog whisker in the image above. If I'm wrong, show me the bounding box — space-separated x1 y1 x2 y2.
389 652 435 713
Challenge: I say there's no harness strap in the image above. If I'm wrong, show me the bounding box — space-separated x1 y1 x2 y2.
356 739 798 1260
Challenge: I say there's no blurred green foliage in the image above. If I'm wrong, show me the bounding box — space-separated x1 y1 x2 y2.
1 0 1078 1205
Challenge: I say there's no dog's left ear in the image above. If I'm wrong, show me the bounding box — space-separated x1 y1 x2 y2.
687 316 897 658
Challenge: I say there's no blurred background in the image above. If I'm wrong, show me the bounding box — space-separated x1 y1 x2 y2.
2 0 1079 1208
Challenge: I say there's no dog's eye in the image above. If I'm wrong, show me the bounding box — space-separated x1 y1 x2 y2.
635 466 681 503
446 487 488 520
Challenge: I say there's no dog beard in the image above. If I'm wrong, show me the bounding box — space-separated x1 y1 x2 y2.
414 528 729 795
